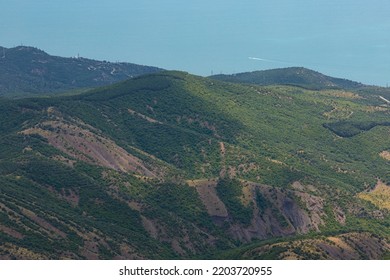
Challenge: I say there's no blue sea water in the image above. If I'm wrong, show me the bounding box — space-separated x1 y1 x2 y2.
1 0 389 85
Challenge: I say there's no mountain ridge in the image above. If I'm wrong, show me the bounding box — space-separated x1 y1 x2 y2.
0 46 163 97
210 67 364 90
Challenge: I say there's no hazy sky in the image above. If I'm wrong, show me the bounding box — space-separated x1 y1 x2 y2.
1 0 390 85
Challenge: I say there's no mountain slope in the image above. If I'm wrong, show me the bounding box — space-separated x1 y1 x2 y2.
0 46 163 97
0 71 389 259
210 67 363 90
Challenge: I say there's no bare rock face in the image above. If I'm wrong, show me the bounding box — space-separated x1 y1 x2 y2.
190 179 328 242
228 182 326 242
21 108 159 178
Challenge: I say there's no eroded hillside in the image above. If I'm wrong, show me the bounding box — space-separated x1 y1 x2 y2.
0 71 389 259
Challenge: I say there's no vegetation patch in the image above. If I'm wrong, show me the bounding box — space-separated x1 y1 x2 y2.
323 120 390 137
216 178 253 225
379 151 390 161
358 181 390 210
188 179 229 218
241 232 390 260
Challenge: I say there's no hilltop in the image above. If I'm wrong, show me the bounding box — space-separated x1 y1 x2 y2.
210 66 390 101
0 46 163 97
210 67 364 90
0 70 389 259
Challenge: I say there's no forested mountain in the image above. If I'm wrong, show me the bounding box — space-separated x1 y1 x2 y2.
0 46 162 97
0 64 389 259
210 67 363 90
211 66 390 100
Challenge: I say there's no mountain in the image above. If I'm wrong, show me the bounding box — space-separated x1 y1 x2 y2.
0 46 163 97
0 70 389 260
210 67 364 90
210 67 390 101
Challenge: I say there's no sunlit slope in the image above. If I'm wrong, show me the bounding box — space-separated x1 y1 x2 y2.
0 71 389 259
55 71 390 186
